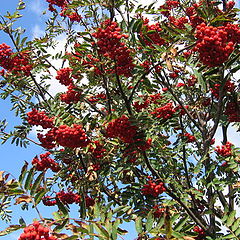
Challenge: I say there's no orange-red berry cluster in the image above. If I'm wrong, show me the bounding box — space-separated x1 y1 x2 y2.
0 43 32 76
60 84 81 104
27 109 54 129
92 20 134 77
54 124 90 148
210 80 235 99
141 18 166 46
106 115 137 143
193 23 240 67
224 101 240 122
55 67 73 86
141 180 166 198
18 221 58 240
37 124 89 149
32 152 60 172
215 142 233 157
151 102 176 120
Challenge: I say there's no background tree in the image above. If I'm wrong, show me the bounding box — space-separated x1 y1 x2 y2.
0 0 239 239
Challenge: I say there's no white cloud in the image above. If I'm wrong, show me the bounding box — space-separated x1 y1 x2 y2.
32 24 45 39
29 0 45 16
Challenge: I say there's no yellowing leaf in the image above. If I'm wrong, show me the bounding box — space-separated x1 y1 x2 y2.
15 195 32 204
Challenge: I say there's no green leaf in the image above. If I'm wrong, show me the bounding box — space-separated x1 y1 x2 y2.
34 188 46 205
226 210 236 227
234 227 240 236
174 216 189 232
54 218 69 233
232 218 240 232
56 198 69 218
94 223 109 239
135 217 143 234
30 172 44 195
24 168 34 190
146 211 154 232
18 161 28 183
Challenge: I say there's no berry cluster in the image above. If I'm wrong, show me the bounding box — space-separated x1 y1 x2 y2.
60 8 82 22
215 142 233 157
55 67 73 86
193 226 206 240
32 152 60 172
27 109 54 129
37 129 56 149
193 23 240 67
224 101 240 122
60 84 81 104
141 180 166 198
85 195 95 208
0 43 32 76
46 0 67 7
210 80 235 99
42 196 57 206
183 132 196 143
168 16 188 29
37 124 89 149
18 221 58 240
106 115 137 143
88 141 106 159
151 102 176 120
141 18 166 46
55 124 90 148
56 190 81 204
92 20 134 77
133 97 150 112
153 205 165 218
87 93 106 103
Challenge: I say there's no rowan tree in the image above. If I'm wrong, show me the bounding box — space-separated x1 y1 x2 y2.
0 0 240 239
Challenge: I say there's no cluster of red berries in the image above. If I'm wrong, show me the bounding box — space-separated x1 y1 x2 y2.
87 93 106 103
27 109 54 129
60 7 82 22
193 23 240 67
224 101 240 122
133 97 150 112
183 132 196 143
37 129 56 149
42 196 57 206
85 195 95 208
55 124 90 148
0 43 32 76
60 84 81 104
210 80 235 99
215 142 233 157
88 141 106 159
46 0 66 7
106 115 137 143
32 152 60 172
37 124 89 149
133 93 163 112
56 190 81 204
153 205 165 218
55 67 73 86
168 16 189 29
141 18 166 46
193 226 206 240
141 180 166 198
92 20 134 77
159 0 179 17
18 221 58 240
151 102 176 120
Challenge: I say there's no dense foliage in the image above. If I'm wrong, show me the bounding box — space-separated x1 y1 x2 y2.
0 0 240 239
